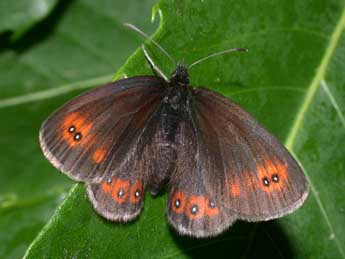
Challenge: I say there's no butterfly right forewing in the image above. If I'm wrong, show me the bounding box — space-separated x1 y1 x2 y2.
193 88 309 222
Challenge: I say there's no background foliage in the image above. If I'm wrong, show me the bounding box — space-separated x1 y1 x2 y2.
0 0 344 258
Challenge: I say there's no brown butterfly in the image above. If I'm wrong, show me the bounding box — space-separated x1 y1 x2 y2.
39 24 309 238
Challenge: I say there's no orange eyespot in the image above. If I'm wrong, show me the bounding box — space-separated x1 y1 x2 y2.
205 199 220 217
130 181 144 204
61 113 93 146
186 195 206 220
112 179 130 203
171 191 186 214
101 178 113 194
257 159 288 193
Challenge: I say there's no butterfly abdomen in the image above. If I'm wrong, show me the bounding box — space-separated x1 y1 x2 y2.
145 102 182 195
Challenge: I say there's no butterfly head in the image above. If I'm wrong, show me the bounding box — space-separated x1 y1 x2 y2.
170 63 189 87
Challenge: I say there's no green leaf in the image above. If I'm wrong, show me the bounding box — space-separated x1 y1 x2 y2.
0 0 59 39
2 0 345 258
0 0 157 258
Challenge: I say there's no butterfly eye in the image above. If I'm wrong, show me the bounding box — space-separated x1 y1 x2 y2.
262 177 270 187
272 174 279 182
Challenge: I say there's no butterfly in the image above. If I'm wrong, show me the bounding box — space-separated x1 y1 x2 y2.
39 24 309 238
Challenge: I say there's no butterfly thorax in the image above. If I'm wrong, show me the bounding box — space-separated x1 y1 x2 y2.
169 63 189 86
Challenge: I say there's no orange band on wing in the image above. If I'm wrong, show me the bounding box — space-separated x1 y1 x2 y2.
93 147 107 164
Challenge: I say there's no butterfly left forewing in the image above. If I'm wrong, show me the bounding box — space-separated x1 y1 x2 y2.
40 77 165 183
193 88 309 222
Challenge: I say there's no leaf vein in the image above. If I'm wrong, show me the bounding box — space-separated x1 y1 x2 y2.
321 80 345 129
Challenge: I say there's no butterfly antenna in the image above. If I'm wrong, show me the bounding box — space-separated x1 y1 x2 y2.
141 45 169 81
124 23 176 66
188 48 248 69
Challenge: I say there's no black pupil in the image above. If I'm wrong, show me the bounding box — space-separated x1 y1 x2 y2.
263 178 270 186
175 199 180 208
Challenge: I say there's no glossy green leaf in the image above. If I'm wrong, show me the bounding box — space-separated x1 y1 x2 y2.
0 0 59 38
0 0 156 258
2 0 345 258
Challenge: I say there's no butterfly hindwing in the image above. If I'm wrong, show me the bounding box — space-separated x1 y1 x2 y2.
193 88 309 222
87 177 145 221
39 76 166 183
166 110 237 237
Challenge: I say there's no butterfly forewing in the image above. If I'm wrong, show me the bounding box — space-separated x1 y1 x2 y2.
193 88 309 221
39 76 166 184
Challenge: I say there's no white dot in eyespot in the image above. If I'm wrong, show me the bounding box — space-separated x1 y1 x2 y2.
175 199 181 208
209 201 216 208
191 205 198 214
106 178 112 184
263 177 270 186
272 174 279 182
74 132 82 141
135 190 140 198
118 188 124 198
68 126 76 133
